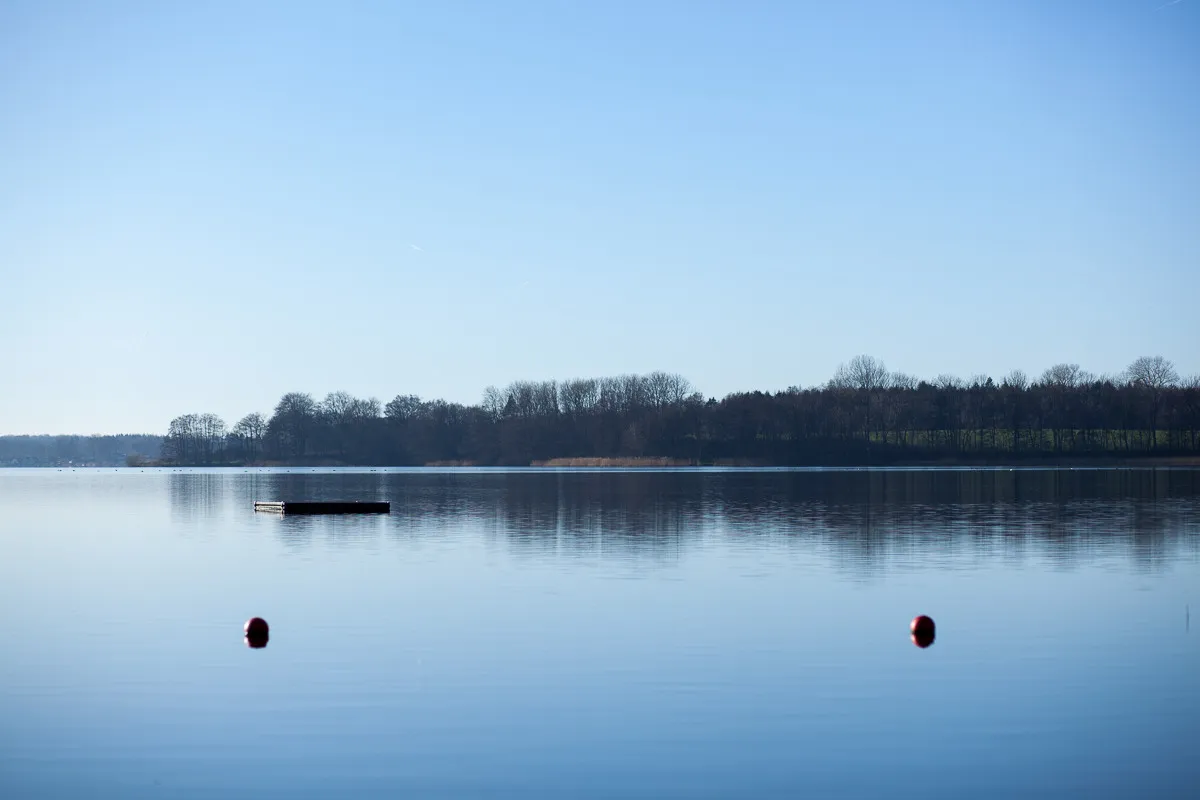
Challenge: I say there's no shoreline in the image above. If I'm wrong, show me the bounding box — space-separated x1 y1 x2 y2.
26 455 1200 469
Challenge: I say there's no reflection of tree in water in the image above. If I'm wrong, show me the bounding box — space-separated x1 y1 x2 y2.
378 472 697 564
227 470 385 508
231 471 389 550
170 467 1200 572
368 469 1200 574
167 471 225 522
269 513 387 551
498 472 701 564
720 469 1200 577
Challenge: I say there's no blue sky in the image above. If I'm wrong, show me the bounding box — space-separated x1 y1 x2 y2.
1 0 1197 434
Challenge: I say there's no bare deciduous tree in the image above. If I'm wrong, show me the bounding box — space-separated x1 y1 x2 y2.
560 378 600 415
480 387 505 421
163 414 198 464
1039 363 1084 388
1126 356 1179 448
1126 356 1178 390
829 355 889 391
645 371 693 408
322 391 356 423
163 413 226 464
197 413 227 463
1002 370 1029 391
349 397 381 419
269 392 317 457
386 394 423 422
232 412 267 462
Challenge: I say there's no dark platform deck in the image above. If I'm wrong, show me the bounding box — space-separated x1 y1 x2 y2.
253 501 391 515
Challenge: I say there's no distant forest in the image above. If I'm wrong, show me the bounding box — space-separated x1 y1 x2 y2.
0 434 163 467
156 355 1200 467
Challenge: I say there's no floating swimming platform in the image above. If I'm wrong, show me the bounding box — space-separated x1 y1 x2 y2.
253 501 390 515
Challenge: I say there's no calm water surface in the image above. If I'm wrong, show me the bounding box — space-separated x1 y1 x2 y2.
1 468 1198 799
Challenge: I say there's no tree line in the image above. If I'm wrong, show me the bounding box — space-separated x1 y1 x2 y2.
169 469 1200 572
160 357 1200 466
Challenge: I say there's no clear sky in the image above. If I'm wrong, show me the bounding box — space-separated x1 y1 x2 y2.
1 0 1197 435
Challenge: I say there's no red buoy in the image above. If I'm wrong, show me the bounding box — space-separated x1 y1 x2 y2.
244 617 269 648
245 617 269 638
910 615 935 648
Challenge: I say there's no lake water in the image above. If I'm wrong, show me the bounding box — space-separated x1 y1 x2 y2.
1 467 1197 799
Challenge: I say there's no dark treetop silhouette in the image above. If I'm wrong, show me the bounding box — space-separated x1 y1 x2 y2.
152 356 1200 467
